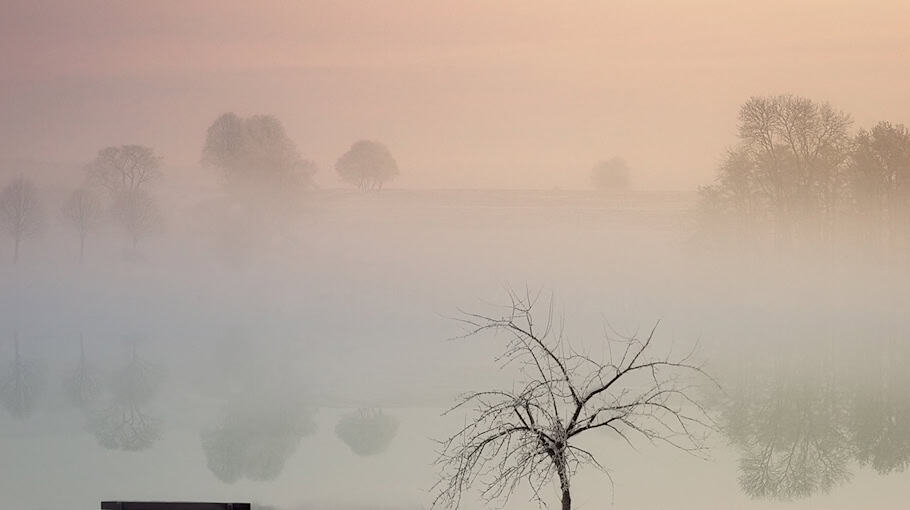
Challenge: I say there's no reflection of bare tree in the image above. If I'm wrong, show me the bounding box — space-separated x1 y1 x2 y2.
0 333 44 419
335 408 399 456
87 346 163 451
201 394 316 483
723 360 851 500
64 334 100 409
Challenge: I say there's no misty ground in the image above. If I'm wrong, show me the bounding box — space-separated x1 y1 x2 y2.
2 189 908 509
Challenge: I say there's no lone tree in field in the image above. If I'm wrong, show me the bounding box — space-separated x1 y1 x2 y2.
591 157 630 191
84 145 162 195
336 140 399 191
62 188 103 263
0 176 43 263
202 113 317 199
432 291 716 510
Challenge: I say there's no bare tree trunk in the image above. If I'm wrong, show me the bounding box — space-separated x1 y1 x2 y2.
558 463 571 510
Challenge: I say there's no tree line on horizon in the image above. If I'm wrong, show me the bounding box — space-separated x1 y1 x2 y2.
696 94 910 253
0 113 400 263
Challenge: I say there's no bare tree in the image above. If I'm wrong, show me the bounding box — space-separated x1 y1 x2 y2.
110 189 163 255
336 140 399 191
847 121 910 245
432 291 716 510
0 333 44 419
0 176 43 263
84 145 161 195
202 112 316 200
697 94 853 244
61 188 103 263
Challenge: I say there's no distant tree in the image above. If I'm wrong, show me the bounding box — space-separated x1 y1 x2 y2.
84 145 162 196
432 290 716 510
335 408 399 456
591 157 630 191
63 334 99 409
697 95 853 243
0 176 43 263
88 345 163 451
110 189 163 254
201 394 316 483
335 140 399 191
847 121 910 243
202 113 316 199
62 188 103 263
0 333 44 419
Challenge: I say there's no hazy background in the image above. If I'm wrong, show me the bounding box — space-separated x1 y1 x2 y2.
3 0 910 189
2 2 910 510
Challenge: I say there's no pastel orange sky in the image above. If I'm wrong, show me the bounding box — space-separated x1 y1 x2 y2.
2 0 909 189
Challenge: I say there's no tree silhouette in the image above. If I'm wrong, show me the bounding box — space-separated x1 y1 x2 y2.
696 94 853 244
335 408 399 456
432 291 716 510
84 145 161 196
0 175 43 263
202 112 316 200
110 189 163 256
61 188 103 263
335 140 398 191
847 121 910 246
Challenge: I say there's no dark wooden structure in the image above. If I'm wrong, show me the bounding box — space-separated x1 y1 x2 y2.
101 503 251 510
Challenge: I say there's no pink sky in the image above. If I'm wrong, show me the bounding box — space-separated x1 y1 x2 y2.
2 0 909 189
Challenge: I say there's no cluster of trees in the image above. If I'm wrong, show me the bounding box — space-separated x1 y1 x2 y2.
202 113 399 196
0 112 399 264
697 95 910 249
0 144 164 263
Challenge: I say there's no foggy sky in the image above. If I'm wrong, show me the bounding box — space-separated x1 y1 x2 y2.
2 0 909 189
